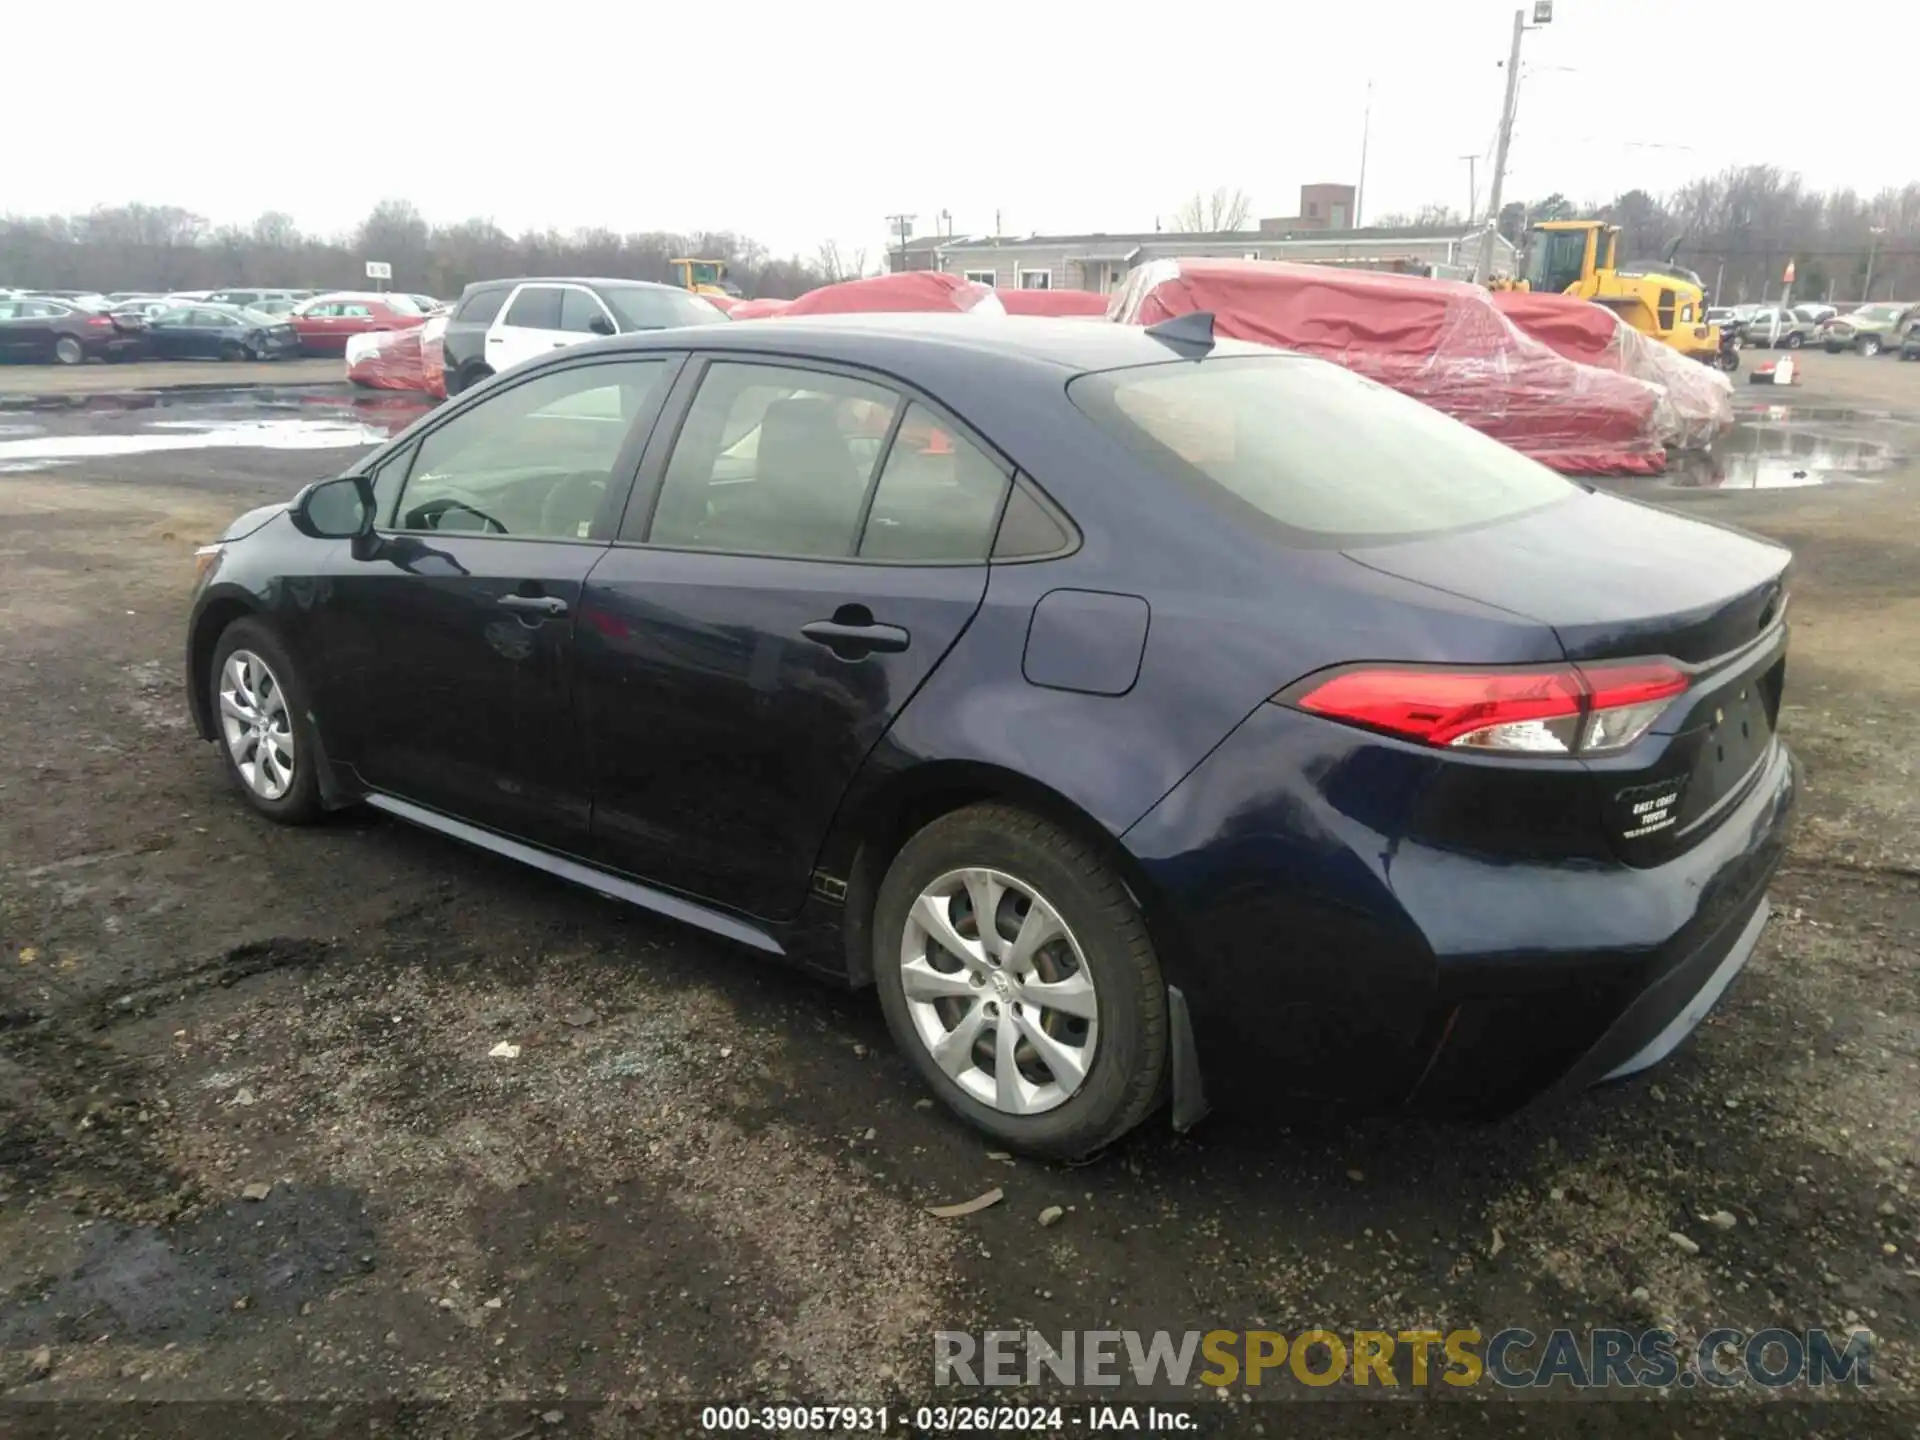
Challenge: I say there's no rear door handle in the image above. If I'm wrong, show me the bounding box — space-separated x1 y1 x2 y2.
487 336 504 344
801 619 909 656
498 593 568 617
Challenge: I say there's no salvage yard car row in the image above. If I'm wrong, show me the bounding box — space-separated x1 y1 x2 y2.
0 287 444 364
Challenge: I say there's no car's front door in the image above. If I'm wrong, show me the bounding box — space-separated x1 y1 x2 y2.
573 357 1006 919
188 309 236 357
486 284 571 373
325 355 678 847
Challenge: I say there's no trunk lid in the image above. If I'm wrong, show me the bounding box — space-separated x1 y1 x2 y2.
1346 488 1791 864
1344 488 1789 665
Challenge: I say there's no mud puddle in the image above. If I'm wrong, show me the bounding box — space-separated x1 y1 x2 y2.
0 387 432 474
1666 422 1895 489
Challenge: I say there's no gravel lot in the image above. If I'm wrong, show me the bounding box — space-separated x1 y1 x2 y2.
0 351 1916 1436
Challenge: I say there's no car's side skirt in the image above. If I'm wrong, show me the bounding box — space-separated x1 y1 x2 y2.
361 793 786 956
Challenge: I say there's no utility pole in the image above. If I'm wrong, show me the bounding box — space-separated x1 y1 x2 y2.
1863 225 1885 302
1355 79 1373 227
886 213 915 274
1475 6 1551 285
1460 154 1479 222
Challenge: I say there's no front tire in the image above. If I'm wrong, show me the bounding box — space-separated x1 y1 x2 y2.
451 362 493 396
1784 332 1803 350
53 336 84 366
873 803 1166 1159
1859 336 1882 357
207 618 322 824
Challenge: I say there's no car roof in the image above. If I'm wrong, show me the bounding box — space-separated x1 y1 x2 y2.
576 311 1277 375
459 276 685 295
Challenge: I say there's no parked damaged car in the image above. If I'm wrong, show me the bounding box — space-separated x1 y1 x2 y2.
1818 302 1920 355
185 315 1796 1156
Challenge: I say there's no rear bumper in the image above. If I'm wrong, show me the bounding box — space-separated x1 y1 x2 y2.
1403 738 1794 1113
1564 894 1770 1089
1123 701 1797 1115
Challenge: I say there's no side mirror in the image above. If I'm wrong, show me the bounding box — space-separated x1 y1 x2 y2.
290 474 374 539
588 314 616 336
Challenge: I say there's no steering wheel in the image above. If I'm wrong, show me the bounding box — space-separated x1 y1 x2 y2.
538 473 608 538
407 495 508 534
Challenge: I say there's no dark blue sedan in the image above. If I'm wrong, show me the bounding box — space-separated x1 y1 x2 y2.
181 315 1796 1156
146 303 300 361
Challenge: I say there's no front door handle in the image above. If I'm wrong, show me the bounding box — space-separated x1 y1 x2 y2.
498 593 568 617
801 619 909 657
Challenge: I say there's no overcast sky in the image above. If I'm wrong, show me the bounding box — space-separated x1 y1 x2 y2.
7 0 1918 259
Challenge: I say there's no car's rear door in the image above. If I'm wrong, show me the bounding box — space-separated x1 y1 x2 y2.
572 356 1006 920
0 302 24 360
487 284 569 373
323 354 680 848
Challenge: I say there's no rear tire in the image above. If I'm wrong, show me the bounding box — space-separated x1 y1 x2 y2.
53 336 84 366
1784 332 1803 350
207 618 322 825
873 803 1166 1160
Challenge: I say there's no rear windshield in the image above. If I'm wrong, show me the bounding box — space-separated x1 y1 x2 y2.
604 286 729 331
1067 355 1575 544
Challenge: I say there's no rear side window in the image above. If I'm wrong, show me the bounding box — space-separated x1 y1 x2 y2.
504 286 562 329
858 402 1008 562
644 361 899 557
992 481 1072 559
603 287 728 331
454 287 509 326
1068 355 1574 544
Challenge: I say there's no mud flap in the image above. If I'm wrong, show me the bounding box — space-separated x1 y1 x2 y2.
1168 986 1210 1132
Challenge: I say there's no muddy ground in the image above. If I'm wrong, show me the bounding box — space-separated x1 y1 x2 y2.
0 351 1916 1437
0 358 343 397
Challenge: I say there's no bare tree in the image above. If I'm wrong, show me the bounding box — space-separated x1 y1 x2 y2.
816 241 875 282
1172 187 1253 234
0 200 849 300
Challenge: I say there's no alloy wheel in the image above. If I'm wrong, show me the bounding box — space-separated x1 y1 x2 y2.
218 649 296 800
899 867 1099 1115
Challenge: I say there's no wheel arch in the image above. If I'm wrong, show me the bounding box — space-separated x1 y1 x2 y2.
826 759 1193 996
186 592 260 740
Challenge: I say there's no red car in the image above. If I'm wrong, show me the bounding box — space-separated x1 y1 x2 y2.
288 292 426 356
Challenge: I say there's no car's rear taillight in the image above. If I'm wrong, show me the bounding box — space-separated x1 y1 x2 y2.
1287 660 1689 756
87 315 113 327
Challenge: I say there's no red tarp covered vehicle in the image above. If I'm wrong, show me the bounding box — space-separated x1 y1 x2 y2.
728 296 793 320
997 288 1109 317
778 270 1006 316
345 313 448 398
1108 259 1668 475
1491 290 1733 451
